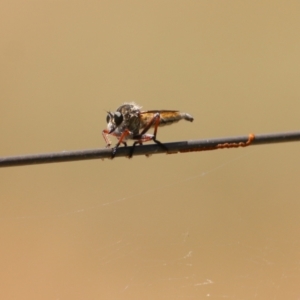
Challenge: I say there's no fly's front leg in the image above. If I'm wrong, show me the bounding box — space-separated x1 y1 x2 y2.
111 129 130 158
102 130 112 147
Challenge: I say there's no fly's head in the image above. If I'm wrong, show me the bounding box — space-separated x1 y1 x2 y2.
105 110 124 134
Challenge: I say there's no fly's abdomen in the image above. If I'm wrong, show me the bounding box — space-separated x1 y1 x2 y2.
158 111 194 126
139 110 193 128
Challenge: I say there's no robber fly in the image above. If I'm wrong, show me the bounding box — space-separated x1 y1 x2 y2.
102 102 194 158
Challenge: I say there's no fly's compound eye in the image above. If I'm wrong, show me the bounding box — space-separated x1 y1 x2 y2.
113 112 123 126
106 111 114 124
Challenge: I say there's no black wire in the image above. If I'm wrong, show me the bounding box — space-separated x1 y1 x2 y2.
0 131 300 168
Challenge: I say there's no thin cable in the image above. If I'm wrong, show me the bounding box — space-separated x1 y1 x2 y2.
0 131 300 168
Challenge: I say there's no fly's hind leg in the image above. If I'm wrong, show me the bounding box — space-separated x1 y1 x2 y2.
151 115 168 151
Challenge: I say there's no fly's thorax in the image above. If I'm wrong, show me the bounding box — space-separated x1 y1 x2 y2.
114 103 141 136
124 114 141 136
117 103 141 119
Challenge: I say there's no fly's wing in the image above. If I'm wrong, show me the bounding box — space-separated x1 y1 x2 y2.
140 110 193 128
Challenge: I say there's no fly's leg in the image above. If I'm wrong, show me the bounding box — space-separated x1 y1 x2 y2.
102 130 112 147
103 129 128 158
151 115 168 151
128 113 168 158
129 141 143 158
111 129 130 158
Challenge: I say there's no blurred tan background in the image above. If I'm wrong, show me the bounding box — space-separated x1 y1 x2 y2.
1 1 300 299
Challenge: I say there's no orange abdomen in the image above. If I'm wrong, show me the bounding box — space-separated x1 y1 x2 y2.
139 110 193 129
